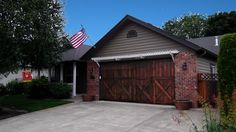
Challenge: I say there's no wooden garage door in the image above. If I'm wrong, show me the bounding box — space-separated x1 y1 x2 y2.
100 59 175 104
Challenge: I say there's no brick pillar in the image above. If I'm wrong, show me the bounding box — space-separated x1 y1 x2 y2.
175 50 198 108
86 60 99 101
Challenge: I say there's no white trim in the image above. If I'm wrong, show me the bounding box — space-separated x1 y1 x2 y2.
72 62 77 97
48 68 51 82
60 63 63 82
91 50 179 62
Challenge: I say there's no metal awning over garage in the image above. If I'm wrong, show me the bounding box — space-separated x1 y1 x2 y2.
91 49 179 62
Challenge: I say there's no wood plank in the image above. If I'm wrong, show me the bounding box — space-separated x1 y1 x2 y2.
154 80 172 100
100 59 175 104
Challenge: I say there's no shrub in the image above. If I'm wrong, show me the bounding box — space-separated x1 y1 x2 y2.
217 33 236 126
27 78 50 99
49 83 71 99
6 80 26 95
27 78 71 99
0 84 7 95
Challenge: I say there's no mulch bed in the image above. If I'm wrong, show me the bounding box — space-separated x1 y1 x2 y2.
0 107 27 120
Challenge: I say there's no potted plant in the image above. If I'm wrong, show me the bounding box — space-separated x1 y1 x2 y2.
175 100 192 110
82 94 94 101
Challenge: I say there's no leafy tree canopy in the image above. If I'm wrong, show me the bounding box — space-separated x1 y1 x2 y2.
0 0 66 76
162 14 207 39
206 11 236 36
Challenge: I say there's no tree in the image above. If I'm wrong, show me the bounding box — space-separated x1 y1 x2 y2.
0 0 65 77
217 33 236 126
206 11 236 36
162 14 207 39
0 0 25 75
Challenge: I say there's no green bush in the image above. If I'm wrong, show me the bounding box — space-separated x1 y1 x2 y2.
0 84 7 95
218 33 236 100
27 78 50 99
217 33 236 129
6 80 26 95
49 83 71 99
27 78 71 99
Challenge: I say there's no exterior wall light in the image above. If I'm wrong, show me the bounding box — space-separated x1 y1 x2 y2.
182 62 187 71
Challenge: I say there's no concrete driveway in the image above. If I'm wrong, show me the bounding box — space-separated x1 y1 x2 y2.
0 101 204 132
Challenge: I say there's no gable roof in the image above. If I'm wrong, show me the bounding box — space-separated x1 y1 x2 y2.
188 36 221 55
82 15 217 59
61 45 91 62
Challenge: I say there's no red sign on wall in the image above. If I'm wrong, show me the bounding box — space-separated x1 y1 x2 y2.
22 70 32 82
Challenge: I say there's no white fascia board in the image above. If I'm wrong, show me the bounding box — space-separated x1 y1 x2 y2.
91 50 179 62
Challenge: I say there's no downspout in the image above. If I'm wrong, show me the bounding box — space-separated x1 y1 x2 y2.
170 53 175 62
92 59 100 68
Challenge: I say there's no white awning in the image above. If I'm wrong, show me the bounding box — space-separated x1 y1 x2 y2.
91 49 179 62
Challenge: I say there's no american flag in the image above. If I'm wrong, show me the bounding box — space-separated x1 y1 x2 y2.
69 28 88 48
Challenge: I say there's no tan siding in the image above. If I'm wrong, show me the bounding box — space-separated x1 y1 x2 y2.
197 57 217 73
93 23 187 57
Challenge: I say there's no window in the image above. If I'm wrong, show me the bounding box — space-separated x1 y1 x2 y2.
127 30 137 38
210 64 216 74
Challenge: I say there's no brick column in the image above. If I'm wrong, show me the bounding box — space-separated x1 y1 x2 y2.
86 60 99 100
175 50 198 108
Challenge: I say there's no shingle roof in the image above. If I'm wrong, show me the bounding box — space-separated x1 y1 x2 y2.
83 15 217 60
61 45 92 62
188 36 221 55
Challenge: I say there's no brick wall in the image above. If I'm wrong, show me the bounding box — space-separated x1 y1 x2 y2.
86 60 99 100
175 50 198 107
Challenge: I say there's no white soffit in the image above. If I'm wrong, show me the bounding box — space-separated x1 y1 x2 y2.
91 49 179 62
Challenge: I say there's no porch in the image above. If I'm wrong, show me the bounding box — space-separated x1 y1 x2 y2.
49 45 91 97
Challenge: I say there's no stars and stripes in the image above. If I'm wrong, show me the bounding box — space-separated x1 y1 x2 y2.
69 28 88 48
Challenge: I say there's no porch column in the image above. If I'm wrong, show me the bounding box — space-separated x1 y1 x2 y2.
72 62 77 97
60 63 63 82
48 67 51 82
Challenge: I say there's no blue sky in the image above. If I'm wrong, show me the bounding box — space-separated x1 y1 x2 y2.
63 0 236 45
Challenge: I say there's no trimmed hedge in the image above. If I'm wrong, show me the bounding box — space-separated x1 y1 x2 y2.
27 78 72 99
0 84 7 95
4 78 72 99
27 78 50 99
217 33 236 127
49 83 71 99
6 80 26 95
218 33 236 99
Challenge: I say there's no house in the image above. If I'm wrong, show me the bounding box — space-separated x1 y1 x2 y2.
80 15 220 108
1 15 220 108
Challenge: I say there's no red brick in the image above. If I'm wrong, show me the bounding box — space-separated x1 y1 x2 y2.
86 60 99 101
174 50 198 108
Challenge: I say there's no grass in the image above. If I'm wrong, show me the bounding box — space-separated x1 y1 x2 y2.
0 95 71 112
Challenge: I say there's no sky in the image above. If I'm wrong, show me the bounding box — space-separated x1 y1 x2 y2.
63 0 236 45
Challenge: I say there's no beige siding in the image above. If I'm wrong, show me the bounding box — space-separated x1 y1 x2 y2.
197 57 217 73
93 23 187 57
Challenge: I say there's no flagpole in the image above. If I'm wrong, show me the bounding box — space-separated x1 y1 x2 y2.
80 24 94 46
80 24 84 29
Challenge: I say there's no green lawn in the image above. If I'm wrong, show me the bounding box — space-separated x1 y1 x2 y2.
0 95 71 112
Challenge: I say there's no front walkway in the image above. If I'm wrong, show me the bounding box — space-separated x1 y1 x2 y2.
0 101 204 132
